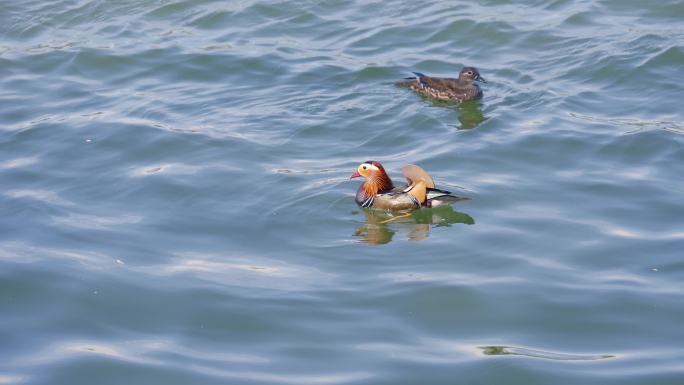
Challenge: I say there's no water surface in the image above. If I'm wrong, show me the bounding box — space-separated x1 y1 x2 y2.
1 0 684 384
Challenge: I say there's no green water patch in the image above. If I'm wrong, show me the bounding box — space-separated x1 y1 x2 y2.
354 206 474 244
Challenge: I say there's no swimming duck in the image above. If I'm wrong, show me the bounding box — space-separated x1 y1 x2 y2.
397 66 486 101
350 161 467 211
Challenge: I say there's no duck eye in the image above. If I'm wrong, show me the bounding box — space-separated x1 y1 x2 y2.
362 165 368 170
466 71 473 75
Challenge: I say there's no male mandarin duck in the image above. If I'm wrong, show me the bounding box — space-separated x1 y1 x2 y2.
350 161 467 211
397 66 486 102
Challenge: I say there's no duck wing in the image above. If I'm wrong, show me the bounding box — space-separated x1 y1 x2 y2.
412 73 461 91
401 164 435 189
373 186 424 210
402 164 469 208
398 164 438 207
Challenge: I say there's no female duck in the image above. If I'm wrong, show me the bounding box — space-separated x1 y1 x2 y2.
397 66 486 102
350 161 466 211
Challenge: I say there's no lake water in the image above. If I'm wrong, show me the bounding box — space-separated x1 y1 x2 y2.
1 1 683 384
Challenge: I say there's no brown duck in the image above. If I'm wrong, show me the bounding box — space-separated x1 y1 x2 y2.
397 66 486 102
350 161 467 211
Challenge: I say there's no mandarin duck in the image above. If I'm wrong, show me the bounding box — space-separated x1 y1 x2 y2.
350 161 467 211
397 66 486 102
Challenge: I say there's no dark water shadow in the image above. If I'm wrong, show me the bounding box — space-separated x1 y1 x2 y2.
430 99 487 130
479 346 614 361
415 95 487 129
454 100 487 130
353 206 475 245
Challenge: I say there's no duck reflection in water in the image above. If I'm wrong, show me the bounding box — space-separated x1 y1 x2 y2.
354 206 475 245
430 99 487 130
455 100 486 129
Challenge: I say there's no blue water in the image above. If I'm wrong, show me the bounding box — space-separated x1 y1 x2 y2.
1 1 684 384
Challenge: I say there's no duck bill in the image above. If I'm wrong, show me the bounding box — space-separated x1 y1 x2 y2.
350 171 361 179
476 77 487 84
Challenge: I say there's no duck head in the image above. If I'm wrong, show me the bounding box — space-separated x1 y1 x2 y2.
350 160 394 195
459 66 486 83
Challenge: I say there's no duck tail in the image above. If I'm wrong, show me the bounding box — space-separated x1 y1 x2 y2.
426 189 470 207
